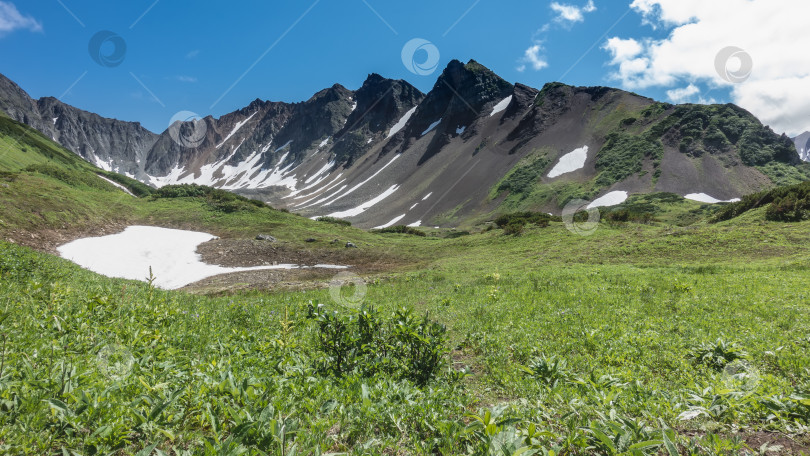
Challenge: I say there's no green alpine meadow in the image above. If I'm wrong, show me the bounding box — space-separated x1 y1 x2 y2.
2 2 810 453
1 109 810 454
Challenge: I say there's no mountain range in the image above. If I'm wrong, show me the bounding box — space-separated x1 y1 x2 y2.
793 132 810 162
0 60 805 228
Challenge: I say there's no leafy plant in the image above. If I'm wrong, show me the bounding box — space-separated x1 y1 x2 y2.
688 339 747 371
521 355 569 388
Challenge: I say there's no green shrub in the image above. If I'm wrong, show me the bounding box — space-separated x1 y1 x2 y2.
594 133 663 187
713 181 810 222
494 212 554 230
98 171 153 197
24 164 107 189
316 216 352 227
687 339 746 371
766 195 810 222
151 184 267 213
311 306 447 386
373 225 426 236
521 355 569 388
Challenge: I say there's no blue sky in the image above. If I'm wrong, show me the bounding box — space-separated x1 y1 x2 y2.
1 1 805 135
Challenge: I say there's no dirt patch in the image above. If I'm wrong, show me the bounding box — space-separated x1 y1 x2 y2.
196 238 410 274
2 222 129 255
179 268 337 294
680 430 810 455
186 237 416 294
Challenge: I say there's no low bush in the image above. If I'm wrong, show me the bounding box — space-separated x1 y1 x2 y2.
687 339 747 371
494 212 556 234
151 184 267 213
712 181 810 222
316 216 351 226
310 306 447 386
24 164 107 189
373 225 426 236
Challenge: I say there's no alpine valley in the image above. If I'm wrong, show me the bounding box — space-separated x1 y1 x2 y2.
2 59 808 228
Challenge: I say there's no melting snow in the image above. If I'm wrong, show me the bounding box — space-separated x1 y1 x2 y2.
327 154 401 205
588 191 628 209
57 226 347 290
326 185 399 218
684 193 741 204
456 126 466 135
296 184 348 209
489 95 513 117
304 161 335 184
216 112 257 149
387 107 417 139
547 146 589 178
373 214 406 229
275 140 292 153
52 117 58 125
147 150 299 191
97 175 135 197
421 119 442 136
290 174 345 202
407 221 422 227
319 138 329 148
94 156 113 172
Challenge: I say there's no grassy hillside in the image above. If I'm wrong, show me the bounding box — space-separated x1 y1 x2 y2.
1 116 810 454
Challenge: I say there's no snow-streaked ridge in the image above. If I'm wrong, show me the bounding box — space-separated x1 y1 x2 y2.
216 112 257 149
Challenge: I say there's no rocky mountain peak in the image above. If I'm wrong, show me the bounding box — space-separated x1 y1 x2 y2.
793 131 810 161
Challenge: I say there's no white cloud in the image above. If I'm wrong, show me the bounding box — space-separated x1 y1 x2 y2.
666 84 699 103
0 1 42 36
175 75 198 83
551 0 597 24
604 0 810 135
603 37 643 63
520 44 549 71
185 49 200 59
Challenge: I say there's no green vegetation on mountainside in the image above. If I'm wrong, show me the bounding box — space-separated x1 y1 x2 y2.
2 107 810 454
494 87 807 215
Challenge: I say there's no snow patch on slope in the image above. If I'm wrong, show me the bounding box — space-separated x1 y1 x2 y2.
373 214 406 229
325 185 400 219
489 95 513 117
387 107 417 139
684 193 741 204
588 191 628 209
327 154 401 205
97 175 135 197
547 146 589 178
421 119 442 136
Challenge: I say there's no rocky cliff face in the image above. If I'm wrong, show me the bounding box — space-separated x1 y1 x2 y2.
0 73 158 177
1 63 803 228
